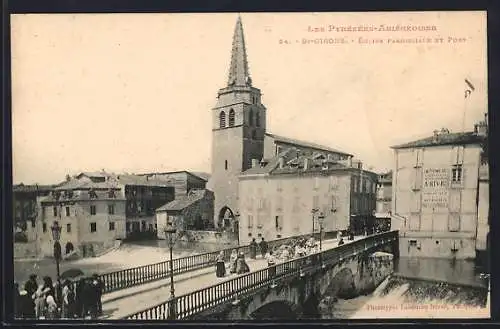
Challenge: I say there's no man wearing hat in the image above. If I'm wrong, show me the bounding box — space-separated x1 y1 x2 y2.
23 274 38 316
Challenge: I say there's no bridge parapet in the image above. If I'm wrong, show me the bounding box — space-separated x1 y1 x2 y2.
123 230 399 320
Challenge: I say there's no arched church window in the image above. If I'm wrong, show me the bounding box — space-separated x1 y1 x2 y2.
219 111 226 128
256 112 261 128
229 109 235 127
249 110 254 126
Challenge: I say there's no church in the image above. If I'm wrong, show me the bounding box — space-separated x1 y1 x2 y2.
210 16 364 232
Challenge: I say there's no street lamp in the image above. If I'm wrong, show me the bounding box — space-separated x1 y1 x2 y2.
311 208 319 236
318 212 325 252
164 220 177 319
50 221 62 306
233 211 240 246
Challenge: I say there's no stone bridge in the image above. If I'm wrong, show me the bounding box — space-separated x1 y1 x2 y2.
184 232 397 320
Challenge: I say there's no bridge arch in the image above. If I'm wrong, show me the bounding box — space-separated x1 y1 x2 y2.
250 300 299 320
325 267 356 299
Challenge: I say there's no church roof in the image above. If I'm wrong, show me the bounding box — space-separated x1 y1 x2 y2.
266 133 353 157
227 15 252 87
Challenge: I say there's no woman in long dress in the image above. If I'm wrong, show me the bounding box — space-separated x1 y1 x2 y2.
215 251 226 278
236 252 250 274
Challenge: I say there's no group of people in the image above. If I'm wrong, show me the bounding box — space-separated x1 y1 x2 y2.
15 273 103 320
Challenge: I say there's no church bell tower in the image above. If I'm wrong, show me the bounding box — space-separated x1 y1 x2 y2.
210 15 267 229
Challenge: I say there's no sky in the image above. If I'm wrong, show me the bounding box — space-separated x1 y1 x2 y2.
11 11 487 185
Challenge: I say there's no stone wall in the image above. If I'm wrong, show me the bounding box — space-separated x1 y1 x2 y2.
176 230 237 246
14 242 39 259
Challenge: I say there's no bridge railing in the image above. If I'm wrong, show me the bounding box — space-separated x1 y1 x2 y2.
123 230 398 320
97 232 317 294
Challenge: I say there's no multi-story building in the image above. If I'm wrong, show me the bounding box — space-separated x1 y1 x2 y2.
210 16 353 232
390 116 488 260
375 171 392 231
237 148 377 245
13 184 54 243
38 178 126 257
37 171 176 257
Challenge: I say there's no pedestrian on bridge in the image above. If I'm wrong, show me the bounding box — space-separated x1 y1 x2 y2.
236 252 250 274
215 251 226 278
266 250 276 279
229 249 238 274
249 238 258 259
259 237 268 258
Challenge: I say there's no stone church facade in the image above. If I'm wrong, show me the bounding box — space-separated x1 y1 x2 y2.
210 16 353 231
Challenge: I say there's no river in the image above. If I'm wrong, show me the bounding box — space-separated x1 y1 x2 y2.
321 257 490 319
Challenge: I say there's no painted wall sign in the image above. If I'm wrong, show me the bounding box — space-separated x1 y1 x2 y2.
422 168 449 209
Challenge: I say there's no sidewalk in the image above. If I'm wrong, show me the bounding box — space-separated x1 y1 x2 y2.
100 237 357 319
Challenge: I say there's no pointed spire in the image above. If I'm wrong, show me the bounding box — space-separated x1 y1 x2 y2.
227 15 252 87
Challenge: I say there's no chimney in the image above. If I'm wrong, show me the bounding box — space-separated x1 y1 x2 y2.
474 124 478 134
278 157 284 169
304 158 309 170
251 159 259 168
477 121 487 137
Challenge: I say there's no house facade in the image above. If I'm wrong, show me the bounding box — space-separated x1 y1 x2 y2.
237 148 377 245
391 117 488 260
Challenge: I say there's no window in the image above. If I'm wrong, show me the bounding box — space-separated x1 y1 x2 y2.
31 220 36 228
65 206 70 217
90 222 97 233
251 130 257 139
249 110 254 126
255 112 260 127
109 221 115 231
53 206 58 217
277 180 283 192
414 148 423 167
66 224 71 233
228 109 235 127
90 205 96 216
225 160 228 170
108 204 115 215
248 215 254 228
42 223 47 233
452 164 463 183
353 177 358 192
329 176 338 191
275 216 283 230
219 111 226 128
413 167 423 190
108 189 116 198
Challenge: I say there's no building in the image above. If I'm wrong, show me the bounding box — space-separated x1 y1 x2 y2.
13 184 54 243
210 16 353 231
13 184 55 258
237 148 377 245
138 171 208 199
156 189 215 239
38 178 126 258
36 171 176 257
375 171 392 231
390 116 488 260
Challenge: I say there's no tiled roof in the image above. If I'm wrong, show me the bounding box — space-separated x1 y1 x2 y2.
157 189 212 211
76 171 112 179
54 179 121 191
115 174 171 187
266 133 353 156
137 171 210 182
391 131 485 149
13 184 56 193
40 189 126 203
242 147 361 176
